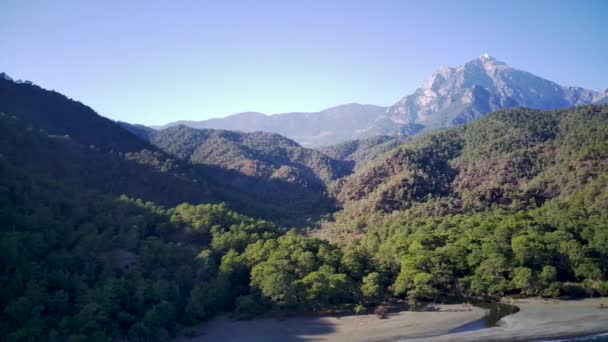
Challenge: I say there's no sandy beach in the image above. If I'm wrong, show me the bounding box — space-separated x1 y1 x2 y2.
408 298 608 342
177 298 608 342
177 304 486 342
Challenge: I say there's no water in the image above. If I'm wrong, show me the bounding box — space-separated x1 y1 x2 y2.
445 303 608 342
447 302 520 334
537 333 608 341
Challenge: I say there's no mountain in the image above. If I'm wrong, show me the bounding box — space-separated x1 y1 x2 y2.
117 120 156 140
596 89 608 104
0 74 341 224
121 118 357 224
333 105 608 218
0 74 220 205
318 135 407 171
158 103 387 147
147 125 349 185
155 56 603 146
385 54 603 130
137 124 351 217
0 73 148 153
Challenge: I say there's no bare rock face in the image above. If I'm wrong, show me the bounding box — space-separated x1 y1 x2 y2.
386 54 602 129
595 89 608 104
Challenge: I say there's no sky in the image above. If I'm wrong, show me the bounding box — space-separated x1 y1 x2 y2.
1 0 607 125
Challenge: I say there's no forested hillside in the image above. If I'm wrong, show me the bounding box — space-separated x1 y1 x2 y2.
129 124 350 223
0 83 352 339
317 135 407 171
0 140 285 339
0 74 148 153
316 105 608 306
0 76 342 224
334 105 608 218
147 125 349 186
0 109 365 341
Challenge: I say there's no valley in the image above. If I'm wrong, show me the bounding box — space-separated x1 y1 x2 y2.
1 70 608 341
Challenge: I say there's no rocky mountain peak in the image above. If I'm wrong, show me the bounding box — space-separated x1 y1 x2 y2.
386 55 601 129
476 53 502 65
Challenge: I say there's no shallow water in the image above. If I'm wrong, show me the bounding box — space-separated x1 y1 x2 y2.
447 302 520 334
539 333 608 342
445 303 608 342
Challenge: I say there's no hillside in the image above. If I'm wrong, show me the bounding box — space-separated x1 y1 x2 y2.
0 76 340 224
311 105 608 313
317 135 407 171
148 125 350 185
0 77 216 207
334 105 608 219
137 125 351 222
0 73 148 153
117 121 156 141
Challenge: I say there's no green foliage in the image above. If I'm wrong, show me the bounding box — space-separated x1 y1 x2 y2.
145 125 350 225
233 294 266 320
0 76 349 226
319 135 407 171
512 267 536 295
246 231 355 309
319 105 608 302
0 125 293 339
360 272 384 302
354 304 366 315
335 105 608 217
0 75 148 153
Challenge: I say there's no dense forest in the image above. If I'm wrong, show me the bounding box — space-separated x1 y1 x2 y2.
1 73 608 340
0 75 342 225
318 135 407 171
125 123 351 224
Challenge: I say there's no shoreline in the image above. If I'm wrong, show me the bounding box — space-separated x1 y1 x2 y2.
406 298 608 342
176 298 608 342
177 304 487 342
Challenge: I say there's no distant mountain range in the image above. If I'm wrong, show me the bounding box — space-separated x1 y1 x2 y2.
153 103 387 147
155 55 606 146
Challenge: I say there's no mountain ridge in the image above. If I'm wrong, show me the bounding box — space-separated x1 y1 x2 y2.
155 103 387 147
152 56 604 146
385 54 603 130
0 74 343 224
331 104 608 220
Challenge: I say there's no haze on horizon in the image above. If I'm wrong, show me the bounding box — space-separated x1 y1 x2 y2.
1 0 606 125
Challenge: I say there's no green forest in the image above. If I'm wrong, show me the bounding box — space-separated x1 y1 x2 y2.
1 74 608 341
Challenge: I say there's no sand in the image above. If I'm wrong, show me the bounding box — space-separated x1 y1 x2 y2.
177 304 486 342
408 298 608 342
177 298 608 342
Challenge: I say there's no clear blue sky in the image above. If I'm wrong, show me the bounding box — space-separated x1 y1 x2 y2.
1 0 606 125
